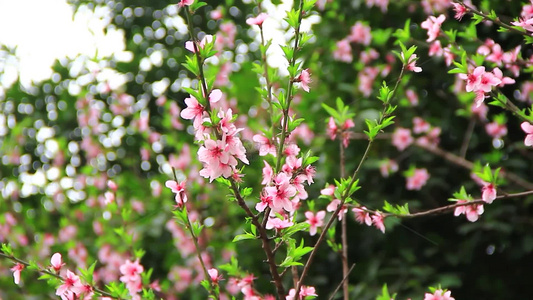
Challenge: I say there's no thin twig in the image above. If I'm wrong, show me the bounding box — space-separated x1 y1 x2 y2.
414 140 533 190
0 251 116 299
456 0 531 37
296 64 407 296
459 117 476 158
328 264 356 300
384 190 533 218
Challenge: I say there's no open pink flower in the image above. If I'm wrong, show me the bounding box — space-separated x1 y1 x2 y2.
421 14 446 42
392 127 413 151
406 168 430 190
253 134 277 157
305 211 325 236
165 180 187 207
56 270 84 297
454 200 484 222
371 212 386 233
264 173 297 212
402 53 422 72
485 122 507 139
353 207 372 226
180 96 205 128
296 69 312 92
246 13 268 26
424 288 455 300
178 0 194 7
521 122 533 146
184 35 213 53
482 183 496 204
11 263 24 285
266 216 294 230
333 39 353 63
119 259 144 283
452 3 467 20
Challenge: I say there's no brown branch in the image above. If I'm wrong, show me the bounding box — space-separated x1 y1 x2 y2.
328 264 356 300
384 190 533 218
229 180 286 298
456 0 531 37
0 251 116 299
414 140 533 190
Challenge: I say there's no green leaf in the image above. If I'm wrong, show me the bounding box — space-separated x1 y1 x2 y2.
232 232 257 242
1 243 13 256
376 284 396 300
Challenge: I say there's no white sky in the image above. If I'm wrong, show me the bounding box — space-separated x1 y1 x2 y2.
0 0 126 88
0 0 318 89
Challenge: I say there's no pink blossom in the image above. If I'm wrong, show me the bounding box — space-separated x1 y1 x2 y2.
392 127 413 151
305 211 325 236
443 45 455 66
104 191 114 205
210 8 223 20
511 17 533 32
379 159 399 177
253 134 277 156
424 289 455 300
485 122 507 139
180 96 205 128
366 0 389 12
296 69 312 92
209 89 223 104
283 143 301 157
406 89 419 106
246 13 268 26
320 184 335 196
492 67 515 87
184 35 213 53
327 199 347 220
478 70 501 93
11 263 24 285
327 117 338 140
459 66 485 92
420 14 446 42
256 193 273 212
371 212 386 233
348 22 372 45
413 117 431 134
482 183 496 204
352 207 372 226
266 216 294 230
264 173 297 212
286 286 317 300
452 3 467 20
178 0 194 7
165 180 188 207
454 200 484 222
471 102 488 120
56 270 84 297
402 53 422 72
428 40 443 57
120 259 144 283
486 43 504 65
261 160 274 185
474 90 488 108
51 253 65 273
333 39 353 63
208 268 221 284
406 168 430 190
521 122 533 146
107 180 118 192
341 119 355 148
